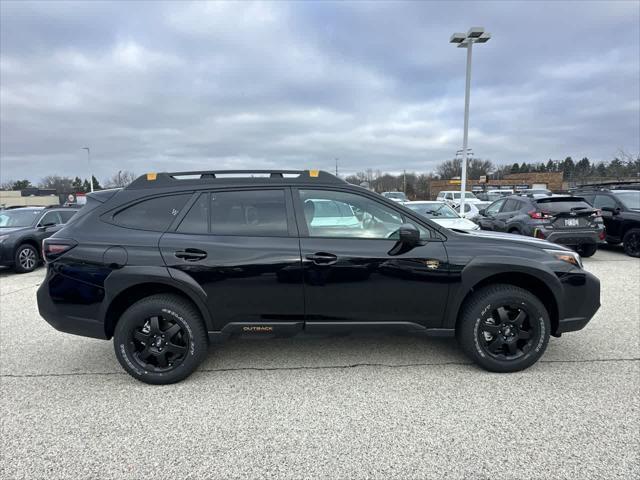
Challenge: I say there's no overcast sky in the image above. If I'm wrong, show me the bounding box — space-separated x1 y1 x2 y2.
1 0 639 183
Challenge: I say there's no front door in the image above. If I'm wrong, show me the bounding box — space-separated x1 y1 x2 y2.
479 198 506 230
294 188 449 329
159 189 304 330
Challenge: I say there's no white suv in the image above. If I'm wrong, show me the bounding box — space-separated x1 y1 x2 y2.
436 190 482 205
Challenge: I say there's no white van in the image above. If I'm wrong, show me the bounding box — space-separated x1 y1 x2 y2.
436 190 482 205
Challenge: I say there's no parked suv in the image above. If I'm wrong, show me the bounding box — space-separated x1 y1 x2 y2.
0 206 78 272
37 170 600 384
573 187 640 257
477 195 605 257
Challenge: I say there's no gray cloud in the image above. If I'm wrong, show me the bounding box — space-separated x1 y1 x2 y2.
1 0 638 183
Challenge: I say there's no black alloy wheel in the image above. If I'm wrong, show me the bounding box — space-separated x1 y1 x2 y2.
130 315 189 372
623 229 640 258
477 305 538 360
456 284 550 372
114 294 208 384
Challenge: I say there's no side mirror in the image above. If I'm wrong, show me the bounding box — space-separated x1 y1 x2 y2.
398 223 420 246
479 209 486 216
39 222 56 230
601 206 619 214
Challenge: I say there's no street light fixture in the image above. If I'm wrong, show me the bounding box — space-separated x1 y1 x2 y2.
450 27 491 215
81 147 93 193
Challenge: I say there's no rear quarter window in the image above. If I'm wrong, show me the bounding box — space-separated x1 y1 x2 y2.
114 194 191 231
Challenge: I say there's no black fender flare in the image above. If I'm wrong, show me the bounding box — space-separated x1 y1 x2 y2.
443 256 563 329
101 266 214 331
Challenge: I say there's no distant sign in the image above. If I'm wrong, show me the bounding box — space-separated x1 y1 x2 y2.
515 184 530 191
76 192 87 205
479 175 487 184
448 179 461 185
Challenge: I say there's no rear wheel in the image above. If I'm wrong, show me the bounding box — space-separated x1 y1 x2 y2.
14 244 39 273
114 294 208 384
577 243 597 257
456 284 550 372
623 228 640 257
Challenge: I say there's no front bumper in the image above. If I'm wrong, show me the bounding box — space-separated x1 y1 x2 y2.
554 270 601 335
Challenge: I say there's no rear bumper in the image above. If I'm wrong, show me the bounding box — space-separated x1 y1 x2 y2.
554 270 600 335
37 268 108 340
537 228 605 246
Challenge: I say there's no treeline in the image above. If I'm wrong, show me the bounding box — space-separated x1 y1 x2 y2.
344 152 639 199
1 171 137 193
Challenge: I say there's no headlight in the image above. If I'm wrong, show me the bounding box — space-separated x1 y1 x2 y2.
0 234 9 244
543 249 582 268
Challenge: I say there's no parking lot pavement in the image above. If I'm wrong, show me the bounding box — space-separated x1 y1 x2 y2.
1 249 638 479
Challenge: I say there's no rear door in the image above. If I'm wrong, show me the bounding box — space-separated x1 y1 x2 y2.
294 188 449 329
159 188 304 330
593 194 622 238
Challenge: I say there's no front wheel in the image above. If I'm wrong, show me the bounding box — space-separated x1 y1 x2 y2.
456 284 550 372
623 228 640 258
577 243 597 257
114 294 208 384
14 244 39 273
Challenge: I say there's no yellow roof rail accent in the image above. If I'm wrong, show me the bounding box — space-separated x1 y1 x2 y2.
309 170 319 177
146 173 157 181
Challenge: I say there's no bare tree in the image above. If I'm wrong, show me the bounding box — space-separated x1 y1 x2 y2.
39 175 75 193
104 170 137 188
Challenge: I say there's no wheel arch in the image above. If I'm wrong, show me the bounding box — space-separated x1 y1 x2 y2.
102 268 213 339
446 259 561 335
16 237 41 259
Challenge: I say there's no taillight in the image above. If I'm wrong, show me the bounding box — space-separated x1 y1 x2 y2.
534 228 546 239
599 230 606 241
528 210 552 219
42 238 77 263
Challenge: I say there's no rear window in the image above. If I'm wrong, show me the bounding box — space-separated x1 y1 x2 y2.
536 197 592 213
114 194 191 231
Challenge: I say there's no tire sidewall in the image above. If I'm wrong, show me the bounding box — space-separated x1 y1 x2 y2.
623 229 640 258
461 288 550 372
14 244 38 273
114 298 206 384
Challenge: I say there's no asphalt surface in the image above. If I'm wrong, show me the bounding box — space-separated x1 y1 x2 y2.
1 246 639 479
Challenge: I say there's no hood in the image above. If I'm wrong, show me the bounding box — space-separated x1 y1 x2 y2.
432 217 479 231
0 226 30 235
453 229 572 251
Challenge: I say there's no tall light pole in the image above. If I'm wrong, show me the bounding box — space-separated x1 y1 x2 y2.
81 147 93 192
450 27 491 215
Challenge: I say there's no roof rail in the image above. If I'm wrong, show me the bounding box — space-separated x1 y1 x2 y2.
127 169 344 189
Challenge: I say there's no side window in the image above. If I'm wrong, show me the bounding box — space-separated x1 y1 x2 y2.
580 194 595 205
594 195 617 209
486 199 506 215
58 211 76 223
299 189 414 240
39 211 62 226
502 199 520 212
210 190 288 236
177 194 209 234
114 194 191 231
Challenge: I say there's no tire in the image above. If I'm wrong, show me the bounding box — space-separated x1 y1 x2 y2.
508 228 521 235
577 243 597 258
114 294 208 384
623 228 640 258
456 284 551 373
14 244 39 273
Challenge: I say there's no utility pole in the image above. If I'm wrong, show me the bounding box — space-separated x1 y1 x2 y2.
81 147 93 192
335 158 338 177
403 169 406 194
450 27 491 215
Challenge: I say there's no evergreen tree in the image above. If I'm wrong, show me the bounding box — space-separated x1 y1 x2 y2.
510 163 520 174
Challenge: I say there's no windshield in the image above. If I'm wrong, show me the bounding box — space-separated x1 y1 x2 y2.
614 191 640 210
0 209 40 227
407 202 459 219
452 192 478 200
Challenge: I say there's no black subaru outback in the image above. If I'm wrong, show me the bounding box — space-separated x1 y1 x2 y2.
37 170 600 384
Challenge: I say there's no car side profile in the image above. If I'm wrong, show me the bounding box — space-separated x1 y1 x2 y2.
574 187 640 257
37 170 600 384
477 195 605 257
0 206 78 272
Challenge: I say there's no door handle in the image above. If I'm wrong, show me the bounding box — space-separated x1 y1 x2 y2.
305 252 338 265
175 249 208 261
